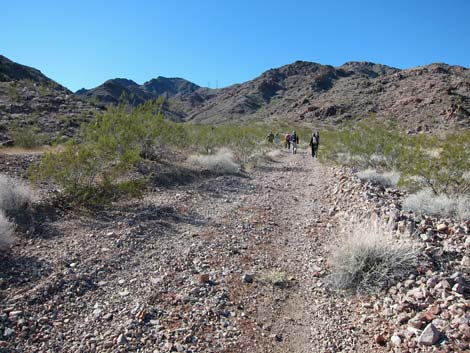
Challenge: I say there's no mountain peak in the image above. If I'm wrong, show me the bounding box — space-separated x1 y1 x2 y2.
338 61 400 77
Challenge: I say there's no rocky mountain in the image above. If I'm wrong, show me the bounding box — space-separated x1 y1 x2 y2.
0 55 102 145
1 54 469 146
80 60 470 131
180 61 470 131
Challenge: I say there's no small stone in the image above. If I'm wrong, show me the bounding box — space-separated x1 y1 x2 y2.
242 273 254 283
461 255 470 267
117 334 128 345
199 274 210 283
408 318 424 330
436 224 448 232
435 280 451 290
118 290 129 297
452 282 464 294
3 328 14 337
8 311 23 318
374 334 386 346
418 323 440 346
397 313 410 325
391 334 402 347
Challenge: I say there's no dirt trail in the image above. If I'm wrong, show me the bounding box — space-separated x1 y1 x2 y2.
222 148 362 353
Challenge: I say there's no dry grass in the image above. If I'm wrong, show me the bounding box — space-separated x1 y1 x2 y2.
188 148 240 174
258 270 288 287
0 211 15 249
0 174 37 212
328 220 418 294
402 188 470 220
356 169 400 188
0 145 61 155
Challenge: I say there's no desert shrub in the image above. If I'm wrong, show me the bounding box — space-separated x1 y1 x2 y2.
356 169 400 188
457 197 470 220
321 118 470 198
399 132 470 195
9 124 47 148
258 270 288 287
0 211 15 249
188 148 239 174
30 102 162 206
0 174 36 212
402 188 470 220
328 220 418 294
320 119 404 170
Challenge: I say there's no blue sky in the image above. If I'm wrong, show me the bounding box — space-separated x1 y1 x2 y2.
2 0 469 91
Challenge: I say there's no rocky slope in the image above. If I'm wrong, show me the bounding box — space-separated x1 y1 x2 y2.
182 61 470 132
0 55 102 145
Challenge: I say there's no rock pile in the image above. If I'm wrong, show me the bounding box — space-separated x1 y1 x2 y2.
327 167 470 352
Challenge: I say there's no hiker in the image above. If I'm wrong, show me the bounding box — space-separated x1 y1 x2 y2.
267 131 274 144
309 131 319 158
285 132 291 149
274 133 280 145
314 131 320 156
291 130 299 154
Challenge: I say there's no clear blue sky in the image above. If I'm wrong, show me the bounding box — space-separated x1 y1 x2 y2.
2 0 469 91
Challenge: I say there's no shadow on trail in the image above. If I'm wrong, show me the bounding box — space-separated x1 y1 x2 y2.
0 253 51 292
149 160 248 189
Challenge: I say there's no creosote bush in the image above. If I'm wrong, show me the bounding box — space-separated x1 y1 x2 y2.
9 124 47 149
0 174 36 212
329 220 418 294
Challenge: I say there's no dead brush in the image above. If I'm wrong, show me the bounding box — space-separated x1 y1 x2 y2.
0 174 36 213
0 211 15 249
328 219 418 294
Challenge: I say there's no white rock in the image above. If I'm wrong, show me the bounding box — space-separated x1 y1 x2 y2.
461 255 470 267
391 334 402 347
418 323 440 346
117 333 127 345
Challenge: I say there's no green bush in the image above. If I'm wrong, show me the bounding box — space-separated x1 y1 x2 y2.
30 101 165 206
320 118 470 198
9 124 47 148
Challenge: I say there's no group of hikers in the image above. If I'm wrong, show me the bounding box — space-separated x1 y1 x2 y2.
267 130 320 157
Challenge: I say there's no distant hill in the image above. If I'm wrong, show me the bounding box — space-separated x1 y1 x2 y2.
0 55 102 145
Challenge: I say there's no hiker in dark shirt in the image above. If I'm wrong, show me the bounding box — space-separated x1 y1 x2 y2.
267 131 274 144
309 131 319 158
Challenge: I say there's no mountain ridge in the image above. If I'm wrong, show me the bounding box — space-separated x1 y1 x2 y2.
0 55 469 145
